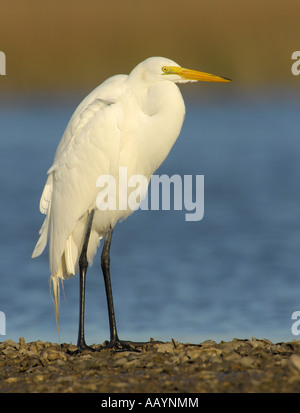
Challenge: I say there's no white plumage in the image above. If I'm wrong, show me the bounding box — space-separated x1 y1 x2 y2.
32 56 230 350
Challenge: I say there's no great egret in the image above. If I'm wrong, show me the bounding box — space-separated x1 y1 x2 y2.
32 56 231 352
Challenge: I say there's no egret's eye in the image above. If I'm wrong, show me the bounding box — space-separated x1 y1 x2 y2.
161 66 169 73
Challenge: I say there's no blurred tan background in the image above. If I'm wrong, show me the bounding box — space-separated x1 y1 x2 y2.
0 0 299 92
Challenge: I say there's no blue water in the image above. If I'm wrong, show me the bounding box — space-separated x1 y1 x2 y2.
1 88 300 345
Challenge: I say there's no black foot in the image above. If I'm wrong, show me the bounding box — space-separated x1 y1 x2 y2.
68 342 96 355
103 339 140 352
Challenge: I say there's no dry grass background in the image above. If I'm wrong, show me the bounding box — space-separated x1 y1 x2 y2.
0 0 299 92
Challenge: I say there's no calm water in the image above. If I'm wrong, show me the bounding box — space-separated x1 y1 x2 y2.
1 88 300 345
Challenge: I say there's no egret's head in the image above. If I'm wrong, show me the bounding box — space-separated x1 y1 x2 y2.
129 57 231 84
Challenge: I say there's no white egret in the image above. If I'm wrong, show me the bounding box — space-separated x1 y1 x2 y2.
32 56 231 352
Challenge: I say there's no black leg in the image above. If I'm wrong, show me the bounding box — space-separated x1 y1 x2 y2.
75 209 95 353
101 226 139 352
101 226 119 344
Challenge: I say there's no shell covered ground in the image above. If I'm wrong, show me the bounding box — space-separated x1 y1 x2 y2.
1 337 300 393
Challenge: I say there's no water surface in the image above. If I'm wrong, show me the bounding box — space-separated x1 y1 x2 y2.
1 89 300 344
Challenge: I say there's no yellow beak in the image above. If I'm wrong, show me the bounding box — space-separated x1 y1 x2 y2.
163 66 231 82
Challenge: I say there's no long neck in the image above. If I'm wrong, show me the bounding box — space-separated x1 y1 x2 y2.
141 81 186 173
119 78 186 180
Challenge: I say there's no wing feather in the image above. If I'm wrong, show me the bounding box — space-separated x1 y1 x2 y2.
32 74 127 276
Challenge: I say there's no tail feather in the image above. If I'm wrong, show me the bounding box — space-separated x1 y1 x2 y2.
33 205 103 342
31 215 49 258
49 235 78 341
64 235 79 276
32 175 53 258
50 273 63 343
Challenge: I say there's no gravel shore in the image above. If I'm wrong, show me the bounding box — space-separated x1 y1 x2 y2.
1 337 300 393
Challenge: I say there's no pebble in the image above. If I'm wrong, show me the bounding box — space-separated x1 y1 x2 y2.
1 340 19 350
289 354 300 372
2 347 18 358
153 342 175 353
239 356 255 367
5 377 19 384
